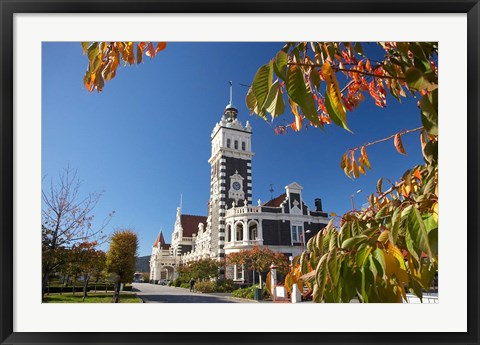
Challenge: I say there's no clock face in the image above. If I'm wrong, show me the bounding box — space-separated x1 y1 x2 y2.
232 181 241 191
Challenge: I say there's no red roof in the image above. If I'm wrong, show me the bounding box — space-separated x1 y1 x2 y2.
263 193 287 208
181 214 207 237
153 231 170 249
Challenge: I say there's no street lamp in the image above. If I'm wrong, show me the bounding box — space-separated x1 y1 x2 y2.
350 189 362 210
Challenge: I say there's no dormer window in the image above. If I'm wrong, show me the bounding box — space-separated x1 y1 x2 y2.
242 142 246 151
227 138 231 148
234 140 238 149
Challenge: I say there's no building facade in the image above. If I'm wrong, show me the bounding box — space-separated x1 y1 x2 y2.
150 91 330 283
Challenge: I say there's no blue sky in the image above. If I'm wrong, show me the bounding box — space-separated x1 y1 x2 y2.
42 42 424 256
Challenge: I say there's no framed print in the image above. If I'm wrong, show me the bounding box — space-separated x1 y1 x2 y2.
1 1 479 344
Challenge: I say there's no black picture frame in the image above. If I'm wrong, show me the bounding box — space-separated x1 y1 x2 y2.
1 1 479 344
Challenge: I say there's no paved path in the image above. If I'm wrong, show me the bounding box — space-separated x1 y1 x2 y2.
132 283 253 303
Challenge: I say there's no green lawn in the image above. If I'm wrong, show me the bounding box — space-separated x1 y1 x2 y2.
43 292 142 303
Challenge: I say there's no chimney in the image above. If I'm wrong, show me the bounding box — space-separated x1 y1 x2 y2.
314 198 323 212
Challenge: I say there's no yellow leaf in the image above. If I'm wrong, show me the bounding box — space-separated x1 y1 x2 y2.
394 133 407 155
352 160 359 178
432 202 438 222
378 230 390 243
321 61 350 131
290 114 303 132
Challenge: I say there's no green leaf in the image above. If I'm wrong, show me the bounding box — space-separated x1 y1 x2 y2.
309 69 321 90
391 207 402 244
420 89 438 136
245 87 259 116
372 248 386 278
428 228 438 257
273 50 288 81
328 230 338 251
325 89 351 132
322 62 351 132
405 67 437 91
375 204 389 220
315 253 329 301
251 61 273 114
263 80 285 119
406 206 432 261
87 43 99 62
377 230 390 243
286 65 321 126
356 243 372 268
81 42 91 54
327 249 339 286
341 234 368 250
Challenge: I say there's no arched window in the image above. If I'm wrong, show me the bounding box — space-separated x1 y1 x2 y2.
249 222 258 240
227 138 231 148
236 222 243 241
242 142 246 151
226 224 232 242
234 140 238 150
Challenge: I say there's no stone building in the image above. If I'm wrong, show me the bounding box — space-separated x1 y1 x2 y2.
150 86 330 284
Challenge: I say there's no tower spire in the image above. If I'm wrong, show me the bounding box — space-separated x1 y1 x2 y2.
224 81 238 122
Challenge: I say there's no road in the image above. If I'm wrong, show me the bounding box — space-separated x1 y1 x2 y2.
132 283 253 303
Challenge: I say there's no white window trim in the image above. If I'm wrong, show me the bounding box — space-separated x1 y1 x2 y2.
291 223 304 245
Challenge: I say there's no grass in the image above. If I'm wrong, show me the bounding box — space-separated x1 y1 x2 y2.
43 292 142 303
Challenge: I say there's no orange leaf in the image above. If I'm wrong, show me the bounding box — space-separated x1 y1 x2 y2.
352 160 359 178
394 133 407 155
145 42 155 58
294 114 302 131
136 44 143 64
413 169 422 182
361 146 372 170
156 42 167 53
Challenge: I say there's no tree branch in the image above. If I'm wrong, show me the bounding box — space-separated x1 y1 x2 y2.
349 126 423 153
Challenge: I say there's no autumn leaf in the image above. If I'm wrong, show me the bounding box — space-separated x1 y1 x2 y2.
322 62 351 132
145 42 155 58
155 42 167 54
394 133 407 155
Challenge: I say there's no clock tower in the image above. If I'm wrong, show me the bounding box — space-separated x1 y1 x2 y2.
207 82 254 273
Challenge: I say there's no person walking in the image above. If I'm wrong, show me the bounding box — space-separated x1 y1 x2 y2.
189 278 195 292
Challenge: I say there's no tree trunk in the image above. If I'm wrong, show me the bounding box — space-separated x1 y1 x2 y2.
42 263 51 299
112 281 121 303
72 279 76 295
82 277 89 302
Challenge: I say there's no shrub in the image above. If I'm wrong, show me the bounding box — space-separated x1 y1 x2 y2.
195 280 217 293
232 285 258 299
216 278 236 292
180 282 190 289
46 286 85 294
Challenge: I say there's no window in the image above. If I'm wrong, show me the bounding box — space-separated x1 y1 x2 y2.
249 223 257 240
226 224 231 242
236 223 243 241
227 138 231 148
242 141 246 151
234 140 238 149
235 264 244 280
292 225 303 243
